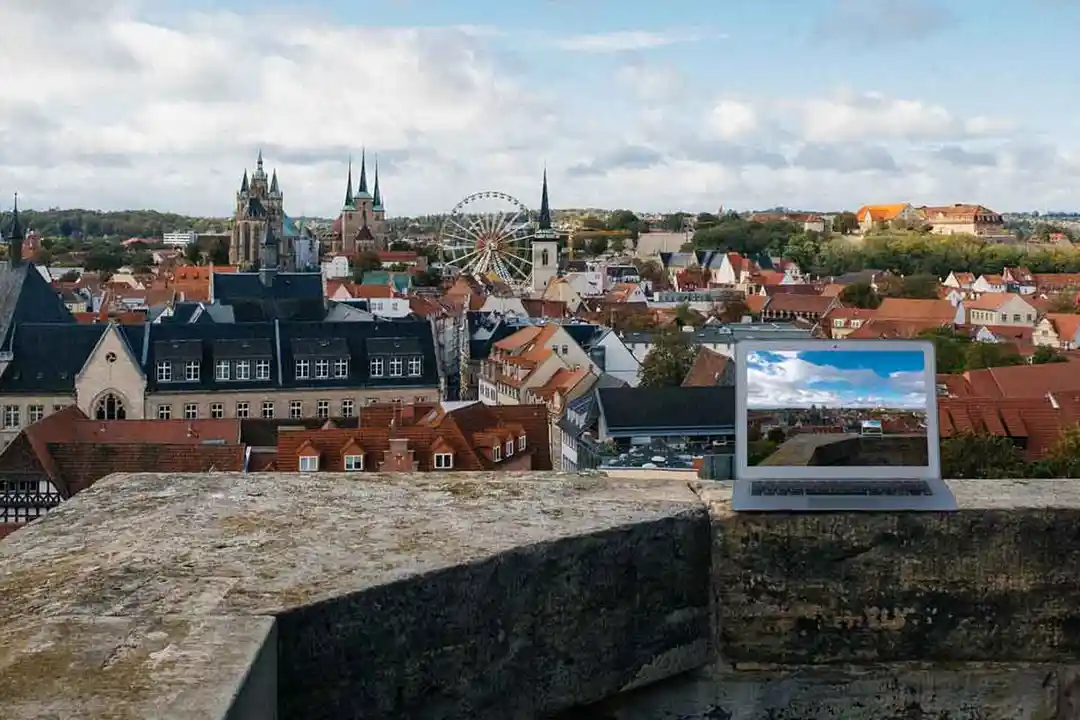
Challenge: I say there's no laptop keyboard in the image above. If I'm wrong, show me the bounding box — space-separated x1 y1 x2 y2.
750 480 933 497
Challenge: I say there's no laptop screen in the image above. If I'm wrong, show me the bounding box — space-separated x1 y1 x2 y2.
735 340 940 480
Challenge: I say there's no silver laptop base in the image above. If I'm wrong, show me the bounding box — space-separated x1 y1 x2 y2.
732 477 958 512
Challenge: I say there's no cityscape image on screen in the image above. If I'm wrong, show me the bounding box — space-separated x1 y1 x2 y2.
745 349 930 467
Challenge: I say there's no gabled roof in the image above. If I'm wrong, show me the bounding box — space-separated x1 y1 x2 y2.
211 271 324 322
681 347 730 387
854 203 909 221
0 262 75 347
1043 313 1080 340
964 292 1031 311
876 298 956 322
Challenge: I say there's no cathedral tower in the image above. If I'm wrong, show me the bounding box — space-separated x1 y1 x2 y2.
229 151 288 269
531 169 559 292
333 149 389 255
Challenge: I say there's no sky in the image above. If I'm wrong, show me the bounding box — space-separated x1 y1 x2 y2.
746 349 928 409
1 0 1079 217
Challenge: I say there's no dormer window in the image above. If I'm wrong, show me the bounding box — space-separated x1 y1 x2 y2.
184 360 200 382
493 444 502 462
315 359 329 379
389 357 403 377
295 359 310 379
156 361 171 382
408 357 422 376
236 360 251 380
505 440 514 456
434 452 453 469
334 358 349 378
344 454 364 471
370 358 384 377
518 435 526 451
299 454 319 472
215 360 230 381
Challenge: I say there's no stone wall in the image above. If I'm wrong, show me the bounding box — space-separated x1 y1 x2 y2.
2 473 1080 719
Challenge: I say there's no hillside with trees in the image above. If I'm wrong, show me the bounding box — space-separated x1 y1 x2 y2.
0 209 228 240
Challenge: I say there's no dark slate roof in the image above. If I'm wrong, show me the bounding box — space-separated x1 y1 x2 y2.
211 272 325 322
562 323 605 350
0 263 75 348
0 324 109 392
596 386 736 434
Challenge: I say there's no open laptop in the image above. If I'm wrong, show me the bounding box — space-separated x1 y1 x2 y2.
731 339 958 512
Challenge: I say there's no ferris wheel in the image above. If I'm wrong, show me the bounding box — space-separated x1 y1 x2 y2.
439 191 535 286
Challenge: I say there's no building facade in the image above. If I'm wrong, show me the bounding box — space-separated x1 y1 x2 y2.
229 151 288 268
330 150 390 255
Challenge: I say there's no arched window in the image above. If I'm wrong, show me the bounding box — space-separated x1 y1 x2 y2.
94 393 126 420
541 249 549 266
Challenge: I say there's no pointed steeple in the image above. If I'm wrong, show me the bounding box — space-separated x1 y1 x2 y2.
270 169 279 194
538 166 552 231
253 149 266 180
7 192 23 267
240 169 249 193
372 155 382 209
357 147 370 198
257 148 264 170
343 157 355 208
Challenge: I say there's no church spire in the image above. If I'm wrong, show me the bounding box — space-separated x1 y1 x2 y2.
343 157 354 208
372 155 382 209
7 192 23 267
240 169 249 193
357 147 370 197
538 166 552 231
270 169 279 195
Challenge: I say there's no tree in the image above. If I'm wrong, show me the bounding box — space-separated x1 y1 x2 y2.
882 274 940 300
1032 345 1068 364
839 282 881 309
1046 293 1080 313
716 299 750 323
918 327 969 374
184 242 202 265
587 235 609 256
1040 425 1080 477
352 250 382 280
673 302 703 327
940 433 1027 479
606 209 641 233
413 268 441 287
695 212 720 229
609 236 627 254
579 215 605 230
661 213 689 232
633 258 665 285
639 328 697 387
831 211 859 235
209 239 230 265
964 342 1024 371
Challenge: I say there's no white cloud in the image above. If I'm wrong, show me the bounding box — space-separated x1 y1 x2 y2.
556 29 713 53
707 100 758 140
746 352 927 409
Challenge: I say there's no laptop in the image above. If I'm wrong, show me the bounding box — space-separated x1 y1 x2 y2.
731 339 958 512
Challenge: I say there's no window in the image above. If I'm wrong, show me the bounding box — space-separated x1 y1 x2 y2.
316 400 330 419
256 359 271 380
53 404 67 413
299 455 319 472
236 361 251 381
184 361 200 382
367 397 379 406
94 394 126 420
518 435 526 451
261 401 275 419
3 405 19 429
315 360 329 379
156 361 172 382
344 454 363 471
370 358 384 377
408 357 422 376
184 403 198 420
434 452 453 469
236 402 250 419
562 345 569 355
389 357 403 376
334 358 349 378
27 405 44 424
295 359 310 379
215 360 230 380
341 399 355 417
493 444 501 462
210 403 224 419
289 400 303 419
415 395 427 404
506 440 514 456
157 404 172 420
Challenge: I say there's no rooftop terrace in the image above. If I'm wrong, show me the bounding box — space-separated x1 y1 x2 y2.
1 472 1079 719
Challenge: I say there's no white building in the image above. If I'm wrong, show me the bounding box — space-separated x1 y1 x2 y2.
322 255 351 279
162 230 198 247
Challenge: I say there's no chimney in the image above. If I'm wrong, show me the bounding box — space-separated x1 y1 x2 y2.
382 437 417 472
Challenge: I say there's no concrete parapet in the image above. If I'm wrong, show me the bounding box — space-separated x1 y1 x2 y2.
2 474 1080 718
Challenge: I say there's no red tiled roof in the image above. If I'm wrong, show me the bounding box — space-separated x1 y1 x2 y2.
763 293 835 314
940 362 1080 399
876 298 956 322
939 395 1080 460
682 347 729 387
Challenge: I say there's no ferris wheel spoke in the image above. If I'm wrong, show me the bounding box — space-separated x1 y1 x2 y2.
491 209 524 241
441 230 477 249
500 251 531 279
446 217 477 241
447 247 485 267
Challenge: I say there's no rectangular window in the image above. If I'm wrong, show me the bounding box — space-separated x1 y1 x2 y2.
518 435 526 451
341 399 355 417
334 358 349 378
408 357 422 376
3 405 19 429
256 359 271 380
215 360 230 380
27 405 44 424
315 359 329 379
370 358 384 377
295 359 309 379
344 454 363 471
389 357 403 377
210 403 224 419
157 404 172 420
184 403 198 420
261 401 275 419
434 453 453 469
316 400 330 419
236 361 251 381
299 455 319 472
156 361 172 382
184 361 200 382
236 402 250 419
493 444 501 461
506 440 514 456
289 400 303 419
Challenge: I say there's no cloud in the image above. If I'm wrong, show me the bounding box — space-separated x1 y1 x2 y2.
746 351 927 409
792 143 900 173
708 100 759 140
815 0 958 44
556 29 714 53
